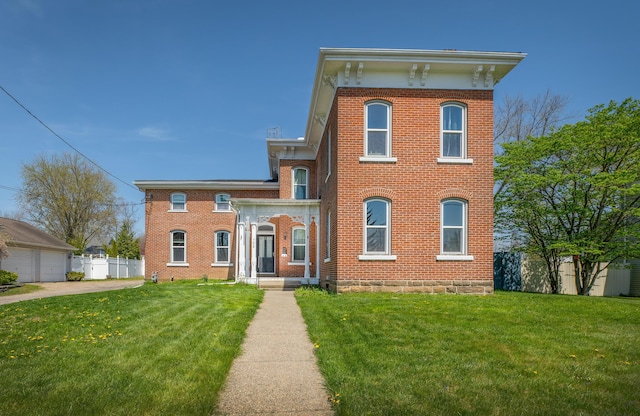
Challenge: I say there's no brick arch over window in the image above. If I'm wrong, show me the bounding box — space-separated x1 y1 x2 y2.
436 188 473 201
357 96 396 105
433 91 474 101
359 187 397 201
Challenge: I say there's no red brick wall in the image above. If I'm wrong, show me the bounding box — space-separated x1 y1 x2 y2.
319 88 495 293
143 188 277 281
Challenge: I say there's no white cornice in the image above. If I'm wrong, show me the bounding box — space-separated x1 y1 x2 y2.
133 180 279 191
266 48 526 179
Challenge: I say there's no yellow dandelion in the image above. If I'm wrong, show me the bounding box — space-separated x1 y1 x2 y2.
314 343 320 349
569 354 577 359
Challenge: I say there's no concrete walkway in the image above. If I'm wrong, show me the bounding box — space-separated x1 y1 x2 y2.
217 290 334 415
0 279 144 305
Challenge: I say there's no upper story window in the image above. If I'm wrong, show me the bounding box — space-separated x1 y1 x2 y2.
215 193 230 211
171 230 186 263
441 103 467 159
292 167 308 200
365 101 391 157
363 198 390 255
215 231 230 263
170 192 186 211
292 227 306 262
441 199 467 255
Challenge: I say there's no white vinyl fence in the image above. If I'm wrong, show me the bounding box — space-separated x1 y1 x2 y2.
72 255 145 280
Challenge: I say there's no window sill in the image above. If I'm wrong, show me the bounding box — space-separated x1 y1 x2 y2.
287 262 306 266
437 158 473 165
212 210 232 213
167 262 190 267
358 254 397 261
359 156 397 163
167 209 188 213
436 255 474 261
211 263 233 267
324 257 331 263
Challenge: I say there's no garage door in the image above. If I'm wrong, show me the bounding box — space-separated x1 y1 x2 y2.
40 251 67 282
3 248 35 283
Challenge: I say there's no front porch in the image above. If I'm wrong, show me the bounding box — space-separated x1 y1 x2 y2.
230 198 321 287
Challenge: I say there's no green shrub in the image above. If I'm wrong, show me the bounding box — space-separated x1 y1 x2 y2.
65 271 85 281
0 270 19 285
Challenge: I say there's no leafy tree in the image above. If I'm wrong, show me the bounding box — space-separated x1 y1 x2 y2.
496 98 640 295
105 219 140 259
17 153 120 254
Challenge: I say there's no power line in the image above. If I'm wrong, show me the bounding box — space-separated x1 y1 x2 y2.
0 85 139 192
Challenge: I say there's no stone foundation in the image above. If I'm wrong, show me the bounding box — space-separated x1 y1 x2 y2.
325 279 494 295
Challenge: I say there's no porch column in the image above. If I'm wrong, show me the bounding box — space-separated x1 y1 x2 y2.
237 221 245 278
250 222 257 279
315 216 320 280
304 218 310 279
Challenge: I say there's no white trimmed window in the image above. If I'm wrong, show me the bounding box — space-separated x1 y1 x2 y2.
326 129 331 181
292 167 308 200
170 192 186 211
171 231 186 263
215 193 230 211
441 103 467 159
215 231 230 263
365 101 391 157
441 199 467 254
363 198 390 254
325 210 331 260
292 227 306 262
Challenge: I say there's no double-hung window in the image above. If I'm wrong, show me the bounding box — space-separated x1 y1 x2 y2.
363 198 391 256
438 199 473 261
170 193 186 211
170 231 186 263
293 168 308 200
365 102 391 157
440 103 469 162
215 231 230 263
215 193 230 211
292 227 306 262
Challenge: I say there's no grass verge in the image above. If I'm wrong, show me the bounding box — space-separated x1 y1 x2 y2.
0 281 263 415
296 289 640 415
0 284 44 297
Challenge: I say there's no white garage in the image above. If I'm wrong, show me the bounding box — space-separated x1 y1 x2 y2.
1 217 76 283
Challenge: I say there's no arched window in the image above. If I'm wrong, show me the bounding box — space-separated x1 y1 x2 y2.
170 192 186 211
292 227 306 262
292 167 308 200
365 101 391 157
215 231 230 263
364 198 390 254
441 103 467 159
441 199 467 254
171 230 186 262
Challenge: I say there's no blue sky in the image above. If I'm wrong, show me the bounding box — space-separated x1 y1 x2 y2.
1 0 638 235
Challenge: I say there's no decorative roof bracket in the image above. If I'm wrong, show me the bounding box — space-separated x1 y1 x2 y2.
421 64 430 86
314 113 327 127
409 64 417 86
484 65 495 87
472 65 483 87
356 62 364 85
344 62 351 84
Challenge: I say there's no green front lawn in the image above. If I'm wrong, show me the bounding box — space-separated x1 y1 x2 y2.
0 281 263 415
296 289 640 416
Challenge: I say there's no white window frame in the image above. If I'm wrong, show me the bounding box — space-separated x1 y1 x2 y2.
325 210 331 262
359 198 396 261
168 230 188 266
438 103 472 164
325 129 331 182
291 227 306 263
437 199 474 261
169 192 187 211
292 167 309 200
214 193 231 211
359 101 396 163
213 230 231 265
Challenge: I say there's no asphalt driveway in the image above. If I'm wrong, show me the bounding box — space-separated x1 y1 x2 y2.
0 279 144 305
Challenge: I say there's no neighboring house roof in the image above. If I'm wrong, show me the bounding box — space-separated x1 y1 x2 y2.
0 217 76 251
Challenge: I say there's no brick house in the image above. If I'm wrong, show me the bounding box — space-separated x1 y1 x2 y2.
134 48 525 293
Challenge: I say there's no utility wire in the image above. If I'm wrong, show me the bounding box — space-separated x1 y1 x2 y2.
0 85 139 191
